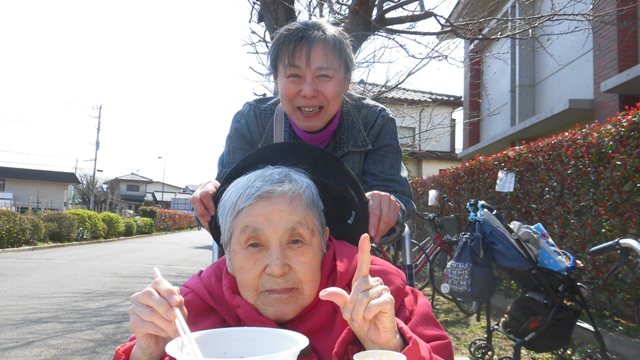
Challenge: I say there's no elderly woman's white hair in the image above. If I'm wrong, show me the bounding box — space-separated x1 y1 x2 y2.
217 165 328 268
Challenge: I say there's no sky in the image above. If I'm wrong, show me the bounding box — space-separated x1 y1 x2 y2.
0 1 462 188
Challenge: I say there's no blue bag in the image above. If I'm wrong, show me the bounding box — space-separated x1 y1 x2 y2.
444 232 496 301
532 223 576 274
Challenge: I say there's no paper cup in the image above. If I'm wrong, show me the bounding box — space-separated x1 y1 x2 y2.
165 326 309 360
353 350 407 360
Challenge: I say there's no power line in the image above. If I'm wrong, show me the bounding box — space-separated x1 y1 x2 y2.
0 159 76 171
0 115 92 129
0 149 76 160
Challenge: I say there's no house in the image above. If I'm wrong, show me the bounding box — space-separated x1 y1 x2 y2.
182 184 200 194
106 173 153 213
146 181 189 209
352 81 463 178
146 180 183 204
107 173 195 213
0 166 80 212
446 0 639 159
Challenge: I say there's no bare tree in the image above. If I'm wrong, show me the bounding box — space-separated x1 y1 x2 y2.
245 0 632 156
72 172 108 210
247 0 611 95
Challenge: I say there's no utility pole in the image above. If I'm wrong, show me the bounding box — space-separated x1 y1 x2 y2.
90 105 102 211
158 156 166 207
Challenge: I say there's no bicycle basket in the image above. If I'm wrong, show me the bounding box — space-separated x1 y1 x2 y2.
438 214 463 238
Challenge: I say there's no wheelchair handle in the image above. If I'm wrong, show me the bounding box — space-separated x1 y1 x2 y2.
376 221 405 245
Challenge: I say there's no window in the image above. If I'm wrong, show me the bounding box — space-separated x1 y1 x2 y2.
397 126 416 146
126 184 140 192
0 179 5 192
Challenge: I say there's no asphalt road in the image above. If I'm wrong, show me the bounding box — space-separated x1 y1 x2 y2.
0 230 213 360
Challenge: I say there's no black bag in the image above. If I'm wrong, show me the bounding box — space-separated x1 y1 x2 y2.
444 232 496 301
499 292 581 352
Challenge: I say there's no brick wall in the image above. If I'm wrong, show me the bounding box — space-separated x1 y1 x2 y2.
593 0 639 121
464 48 481 149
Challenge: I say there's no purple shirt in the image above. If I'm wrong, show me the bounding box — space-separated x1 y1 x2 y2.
288 111 340 148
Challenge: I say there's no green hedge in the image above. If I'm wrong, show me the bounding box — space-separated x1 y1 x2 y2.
99 212 125 239
0 210 30 248
123 218 137 237
42 211 79 243
0 209 172 249
410 104 640 323
138 206 160 219
67 209 106 240
27 216 45 243
135 217 155 234
1 206 194 249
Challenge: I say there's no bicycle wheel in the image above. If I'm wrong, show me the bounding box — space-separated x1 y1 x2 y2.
411 237 434 290
429 248 452 300
370 242 393 264
428 248 479 316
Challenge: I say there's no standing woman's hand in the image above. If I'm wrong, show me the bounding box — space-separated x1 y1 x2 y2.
319 234 405 352
190 180 220 232
366 191 401 243
128 277 186 360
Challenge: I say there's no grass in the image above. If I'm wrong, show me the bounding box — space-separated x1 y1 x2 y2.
424 287 610 360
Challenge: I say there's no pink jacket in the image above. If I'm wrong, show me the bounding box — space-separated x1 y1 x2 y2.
113 237 454 360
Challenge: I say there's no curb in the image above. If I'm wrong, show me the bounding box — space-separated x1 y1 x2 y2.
0 230 188 254
574 321 640 360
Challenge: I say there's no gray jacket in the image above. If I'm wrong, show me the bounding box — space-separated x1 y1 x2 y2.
217 92 416 217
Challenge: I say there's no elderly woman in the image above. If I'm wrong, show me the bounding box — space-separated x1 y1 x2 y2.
191 19 414 243
114 144 453 360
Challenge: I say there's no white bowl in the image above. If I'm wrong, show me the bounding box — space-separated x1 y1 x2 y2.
353 350 407 360
165 326 309 360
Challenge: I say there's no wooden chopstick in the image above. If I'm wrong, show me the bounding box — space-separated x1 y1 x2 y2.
153 267 204 358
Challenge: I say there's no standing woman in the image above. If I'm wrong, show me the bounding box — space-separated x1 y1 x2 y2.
192 19 414 243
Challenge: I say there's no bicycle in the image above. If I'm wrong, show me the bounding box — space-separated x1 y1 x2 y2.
558 237 640 360
588 237 640 325
588 237 640 272
371 194 479 316
416 196 479 316
370 223 414 285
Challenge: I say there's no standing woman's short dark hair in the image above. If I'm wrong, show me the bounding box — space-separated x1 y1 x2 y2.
268 20 356 78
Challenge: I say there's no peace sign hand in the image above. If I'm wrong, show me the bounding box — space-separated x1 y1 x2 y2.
319 234 405 352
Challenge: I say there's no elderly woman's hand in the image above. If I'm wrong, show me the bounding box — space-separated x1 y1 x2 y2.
319 234 405 352
190 180 220 232
366 191 401 243
128 277 185 360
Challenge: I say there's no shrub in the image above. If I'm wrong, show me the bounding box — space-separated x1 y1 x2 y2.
42 211 79 243
155 208 197 232
99 212 125 239
138 206 160 219
0 209 30 249
123 218 137 237
26 215 45 243
135 217 155 234
67 209 106 240
410 104 640 323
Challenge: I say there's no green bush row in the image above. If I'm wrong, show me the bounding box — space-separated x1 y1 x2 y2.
0 208 196 249
410 104 640 324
